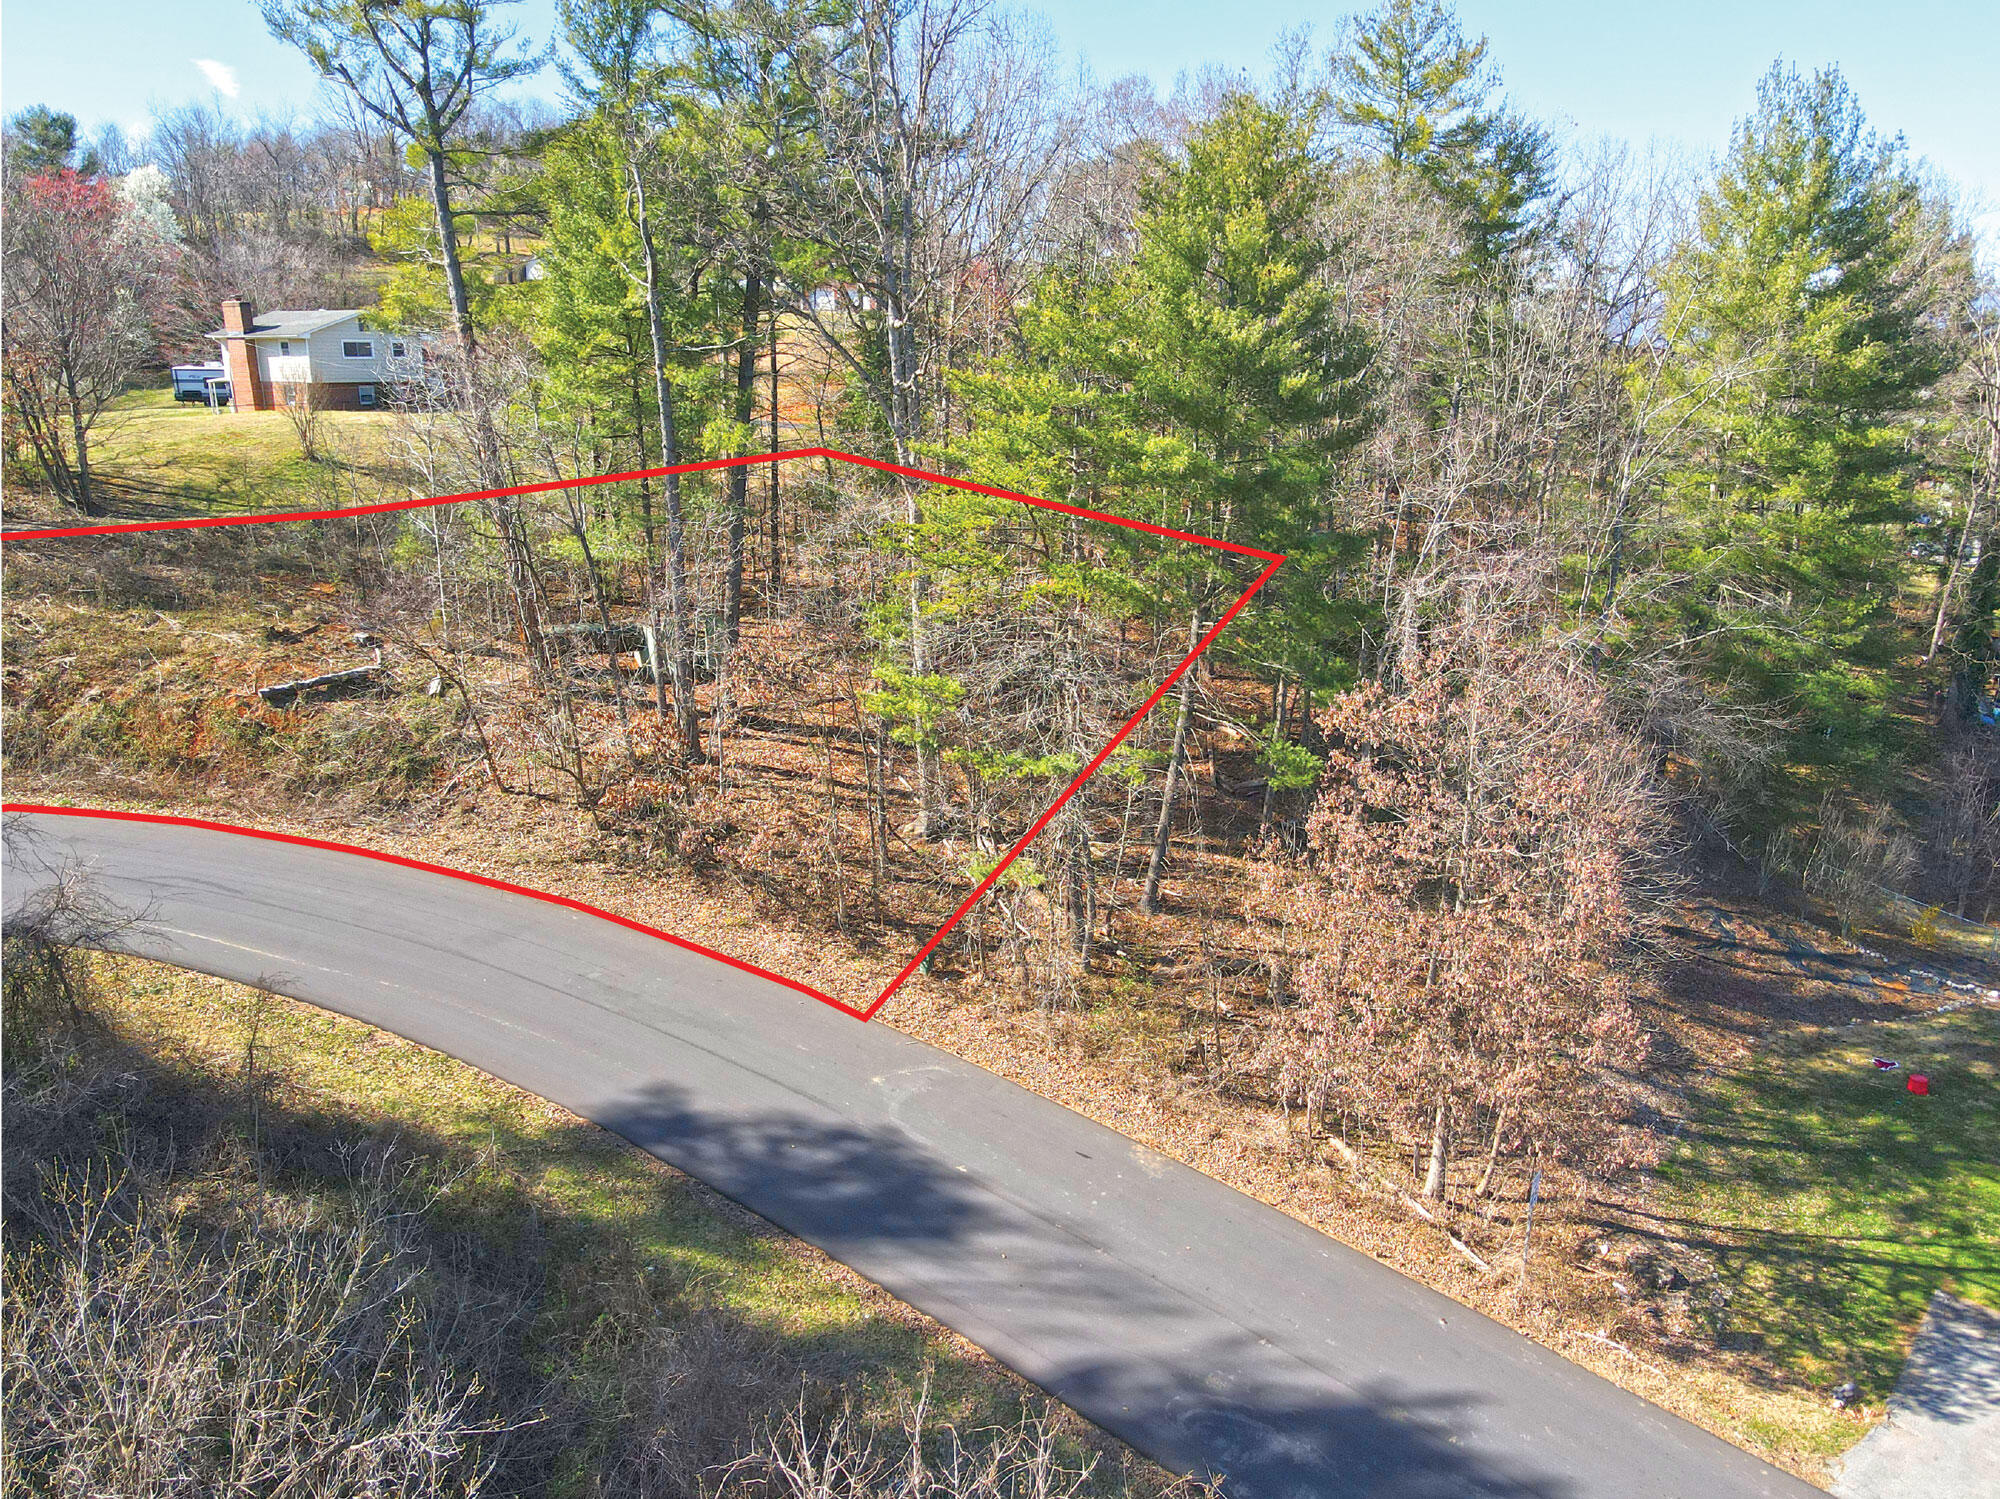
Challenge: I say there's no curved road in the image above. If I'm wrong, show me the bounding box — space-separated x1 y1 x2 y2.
3 811 1820 1499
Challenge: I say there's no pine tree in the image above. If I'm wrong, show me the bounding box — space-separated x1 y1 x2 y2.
1119 93 1375 676
952 92 1375 671
558 0 728 758
952 92 1374 911
668 0 826 641
1657 64 1948 820
1333 0 1490 171
370 195 506 334
1331 0 1550 266
6 106 100 176
532 117 668 555
263 0 541 370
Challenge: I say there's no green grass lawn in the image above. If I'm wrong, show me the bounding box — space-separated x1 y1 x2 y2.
91 385 410 513
1654 1003 2000 1412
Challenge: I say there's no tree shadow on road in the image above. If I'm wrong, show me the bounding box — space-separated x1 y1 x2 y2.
593 1078 1580 1499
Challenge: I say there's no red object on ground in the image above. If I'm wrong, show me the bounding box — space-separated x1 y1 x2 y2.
1907 1074 1931 1096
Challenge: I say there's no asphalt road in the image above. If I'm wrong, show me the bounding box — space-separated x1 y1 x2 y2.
2 810 1825 1499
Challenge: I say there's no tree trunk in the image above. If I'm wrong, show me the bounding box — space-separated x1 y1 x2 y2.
1069 813 1096 959
422 143 545 676
1141 618 1201 916
1259 671 1286 842
569 504 637 769
425 148 475 356
1475 1107 1507 1198
1926 484 1984 662
423 142 497 489
1951 530 2000 719
724 267 762 644
863 699 888 922
768 305 782 594
628 335 656 564
628 153 701 761
62 364 100 516
1422 1099 1451 1201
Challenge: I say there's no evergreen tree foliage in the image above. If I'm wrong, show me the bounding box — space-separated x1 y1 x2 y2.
1330 0 1550 266
1121 92 1375 676
6 107 99 177
264 0 542 365
1656 64 1948 818
953 93 1374 686
530 110 726 451
1333 0 1491 170
370 194 507 333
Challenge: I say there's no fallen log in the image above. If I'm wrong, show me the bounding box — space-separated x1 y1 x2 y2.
1325 1135 1494 1273
258 650 384 707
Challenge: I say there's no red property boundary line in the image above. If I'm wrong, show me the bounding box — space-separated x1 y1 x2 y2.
3 448 1283 1021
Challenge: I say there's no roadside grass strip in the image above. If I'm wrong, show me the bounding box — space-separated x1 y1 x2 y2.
75 952 1162 1494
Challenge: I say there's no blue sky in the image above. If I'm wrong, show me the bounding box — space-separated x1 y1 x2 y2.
4 0 1994 245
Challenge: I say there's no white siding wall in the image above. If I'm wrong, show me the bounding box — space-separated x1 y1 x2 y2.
254 318 419 385
305 320 386 380
263 352 311 385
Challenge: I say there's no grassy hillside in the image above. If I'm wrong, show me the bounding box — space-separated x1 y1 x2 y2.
1 944 1192 1497
4 386 416 523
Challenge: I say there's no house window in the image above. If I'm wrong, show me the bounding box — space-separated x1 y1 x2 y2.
389 341 407 358
342 340 374 359
278 341 291 354
356 384 377 409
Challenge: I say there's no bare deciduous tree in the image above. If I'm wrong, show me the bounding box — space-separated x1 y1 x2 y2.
2 167 175 513
280 379 330 461
1256 564 1665 1202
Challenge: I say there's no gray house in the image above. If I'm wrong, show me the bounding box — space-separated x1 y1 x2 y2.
210 299 424 412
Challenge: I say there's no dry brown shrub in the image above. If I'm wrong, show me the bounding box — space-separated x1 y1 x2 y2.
1253 569 1670 1201
714 1377 1213 1499
3 1159 519 1499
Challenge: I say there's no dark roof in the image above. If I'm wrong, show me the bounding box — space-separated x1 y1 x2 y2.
208 309 362 341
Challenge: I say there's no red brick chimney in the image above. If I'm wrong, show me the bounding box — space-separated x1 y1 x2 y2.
218 298 264 411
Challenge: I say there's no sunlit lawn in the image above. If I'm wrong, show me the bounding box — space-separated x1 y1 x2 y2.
1654 1003 2000 1408
93 385 408 513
